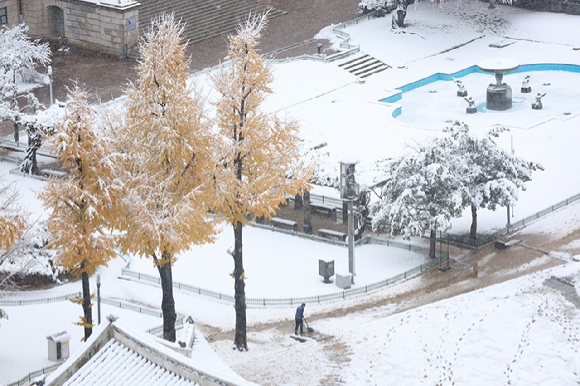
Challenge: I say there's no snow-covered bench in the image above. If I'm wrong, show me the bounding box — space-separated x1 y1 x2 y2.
270 217 298 232
311 202 338 218
318 229 347 242
495 239 522 249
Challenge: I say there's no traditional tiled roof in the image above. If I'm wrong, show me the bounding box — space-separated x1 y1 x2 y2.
43 320 258 386
62 339 199 386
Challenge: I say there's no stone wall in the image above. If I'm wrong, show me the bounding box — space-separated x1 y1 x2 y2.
0 0 21 27
515 0 580 15
21 0 139 57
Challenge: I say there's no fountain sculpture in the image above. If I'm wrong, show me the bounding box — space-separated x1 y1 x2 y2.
532 92 546 110
521 74 532 93
477 58 520 111
453 78 468 97
464 97 477 114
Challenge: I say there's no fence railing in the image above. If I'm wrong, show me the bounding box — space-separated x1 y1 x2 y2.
100 297 163 318
332 11 377 50
443 192 580 248
0 292 82 306
0 156 20 164
248 222 425 252
0 293 164 320
5 362 63 386
122 250 448 308
8 167 47 181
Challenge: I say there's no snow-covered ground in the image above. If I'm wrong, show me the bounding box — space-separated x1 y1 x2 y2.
2 1 580 385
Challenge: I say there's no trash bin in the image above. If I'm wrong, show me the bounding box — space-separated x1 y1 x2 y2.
336 273 352 289
47 331 71 361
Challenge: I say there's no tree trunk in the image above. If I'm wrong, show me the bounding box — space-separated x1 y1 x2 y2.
233 220 248 351
21 131 40 175
429 229 436 259
13 122 19 143
156 252 177 342
469 202 478 239
81 270 92 341
303 190 312 234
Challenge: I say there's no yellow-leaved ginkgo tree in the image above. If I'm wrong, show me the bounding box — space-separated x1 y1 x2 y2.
210 14 313 351
39 87 118 341
111 14 217 342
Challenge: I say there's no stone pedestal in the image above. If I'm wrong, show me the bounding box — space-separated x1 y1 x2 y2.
486 84 513 111
521 86 532 93
466 106 478 114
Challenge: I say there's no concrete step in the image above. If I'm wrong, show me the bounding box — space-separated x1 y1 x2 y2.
359 65 389 78
185 8 287 44
338 54 369 67
339 54 390 79
136 0 286 45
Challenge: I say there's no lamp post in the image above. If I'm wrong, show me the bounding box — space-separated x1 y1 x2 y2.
48 65 53 106
340 161 359 285
96 273 101 325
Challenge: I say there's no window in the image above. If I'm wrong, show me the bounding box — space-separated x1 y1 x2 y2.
0 8 7 25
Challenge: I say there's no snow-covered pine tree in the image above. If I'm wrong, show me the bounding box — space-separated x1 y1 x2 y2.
112 14 216 342
39 87 117 341
210 14 312 351
371 140 464 258
442 121 543 239
0 24 50 142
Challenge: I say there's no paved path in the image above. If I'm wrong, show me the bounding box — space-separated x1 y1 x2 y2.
544 277 580 309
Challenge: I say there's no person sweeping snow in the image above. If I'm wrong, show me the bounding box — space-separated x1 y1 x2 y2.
295 303 306 335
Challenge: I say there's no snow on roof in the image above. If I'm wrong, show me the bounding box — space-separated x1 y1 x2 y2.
79 0 138 8
61 339 199 386
43 320 259 386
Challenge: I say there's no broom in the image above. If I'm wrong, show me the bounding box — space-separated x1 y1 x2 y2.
304 318 314 332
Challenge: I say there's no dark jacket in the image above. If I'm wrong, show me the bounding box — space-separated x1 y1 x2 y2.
295 305 305 319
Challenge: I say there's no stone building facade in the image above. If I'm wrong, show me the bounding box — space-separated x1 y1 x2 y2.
0 0 139 56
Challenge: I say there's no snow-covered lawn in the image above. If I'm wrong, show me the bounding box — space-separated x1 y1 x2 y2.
128 223 429 299
2 1 580 385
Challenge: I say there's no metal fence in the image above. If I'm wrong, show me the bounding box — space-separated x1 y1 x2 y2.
0 292 82 306
1 293 164 320
8 167 47 181
443 192 580 248
0 156 20 164
248 222 425 253
100 297 162 318
5 363 63 386
332 11 377 50
122 250 448 308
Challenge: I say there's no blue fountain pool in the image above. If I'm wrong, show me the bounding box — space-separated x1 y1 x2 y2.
380 64 580 129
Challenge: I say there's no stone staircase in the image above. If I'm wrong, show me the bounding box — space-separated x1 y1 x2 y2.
338 54 390 78
137 0 287 44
